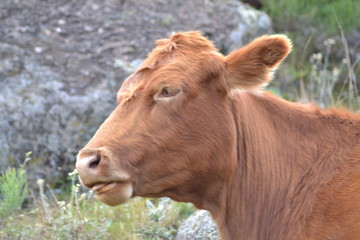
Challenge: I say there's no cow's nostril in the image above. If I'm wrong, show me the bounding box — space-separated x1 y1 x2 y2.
89 154 101 169
76 148 105 175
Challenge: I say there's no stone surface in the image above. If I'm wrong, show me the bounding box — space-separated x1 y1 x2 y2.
176 210 219 240
0 0 272 186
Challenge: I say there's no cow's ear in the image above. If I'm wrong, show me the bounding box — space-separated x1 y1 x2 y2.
225 35 292 90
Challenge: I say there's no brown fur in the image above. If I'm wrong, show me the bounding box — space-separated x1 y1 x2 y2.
76 31 360 240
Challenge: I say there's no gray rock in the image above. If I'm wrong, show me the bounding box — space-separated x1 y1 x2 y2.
0 0 272 186
176 210 219 240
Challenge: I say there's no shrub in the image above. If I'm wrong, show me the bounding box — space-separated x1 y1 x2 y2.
0 152 30 218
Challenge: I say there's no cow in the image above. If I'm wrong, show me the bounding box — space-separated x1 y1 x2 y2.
76 31 360 240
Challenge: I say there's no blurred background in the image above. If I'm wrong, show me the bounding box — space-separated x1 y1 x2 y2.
0 0 359 239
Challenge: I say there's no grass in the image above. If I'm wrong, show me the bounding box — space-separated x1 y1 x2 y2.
0 167 195 240
262 0 360 35
262 0 359 111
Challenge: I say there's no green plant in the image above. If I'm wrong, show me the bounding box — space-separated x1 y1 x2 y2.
0 152 30 218
263 0 360 35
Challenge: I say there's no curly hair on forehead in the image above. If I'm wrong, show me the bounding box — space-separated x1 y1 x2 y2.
140 31 220 69
156 31 218 53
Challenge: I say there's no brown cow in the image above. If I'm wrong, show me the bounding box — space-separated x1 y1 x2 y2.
76 31 360 240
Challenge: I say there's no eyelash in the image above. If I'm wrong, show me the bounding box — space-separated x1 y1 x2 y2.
158 86 180 98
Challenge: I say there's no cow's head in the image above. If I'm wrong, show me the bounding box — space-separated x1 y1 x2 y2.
76 31 291 207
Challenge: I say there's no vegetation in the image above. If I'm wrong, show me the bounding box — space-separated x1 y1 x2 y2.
0 166 194 240
263 0 359 111
263 0 359 35
0 152 30 218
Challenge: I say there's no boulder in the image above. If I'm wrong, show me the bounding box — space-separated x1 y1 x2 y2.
0 0 272 185
176 210 219 240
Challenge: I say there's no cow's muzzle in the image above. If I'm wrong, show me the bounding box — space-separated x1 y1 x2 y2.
76 147 133 206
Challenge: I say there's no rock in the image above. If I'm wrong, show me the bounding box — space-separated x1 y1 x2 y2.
176 210 219 240
0 0 272 186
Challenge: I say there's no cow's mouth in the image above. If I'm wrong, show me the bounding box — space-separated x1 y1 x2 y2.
92 182 117 194
90 181 133 206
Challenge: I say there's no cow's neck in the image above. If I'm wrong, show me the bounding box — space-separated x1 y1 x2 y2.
211 92 360 240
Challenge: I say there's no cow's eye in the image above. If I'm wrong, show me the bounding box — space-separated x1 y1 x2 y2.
158 87 180 98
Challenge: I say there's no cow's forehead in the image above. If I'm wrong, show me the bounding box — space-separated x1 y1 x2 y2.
118 31 224 97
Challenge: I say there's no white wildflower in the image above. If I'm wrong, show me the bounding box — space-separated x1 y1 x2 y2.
310 53 322 61
68 169 78 176
324 38 335 46
78 193 87 201
332 67 340 77
36 179 45 187
72 185 80 194
57 201 66 208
